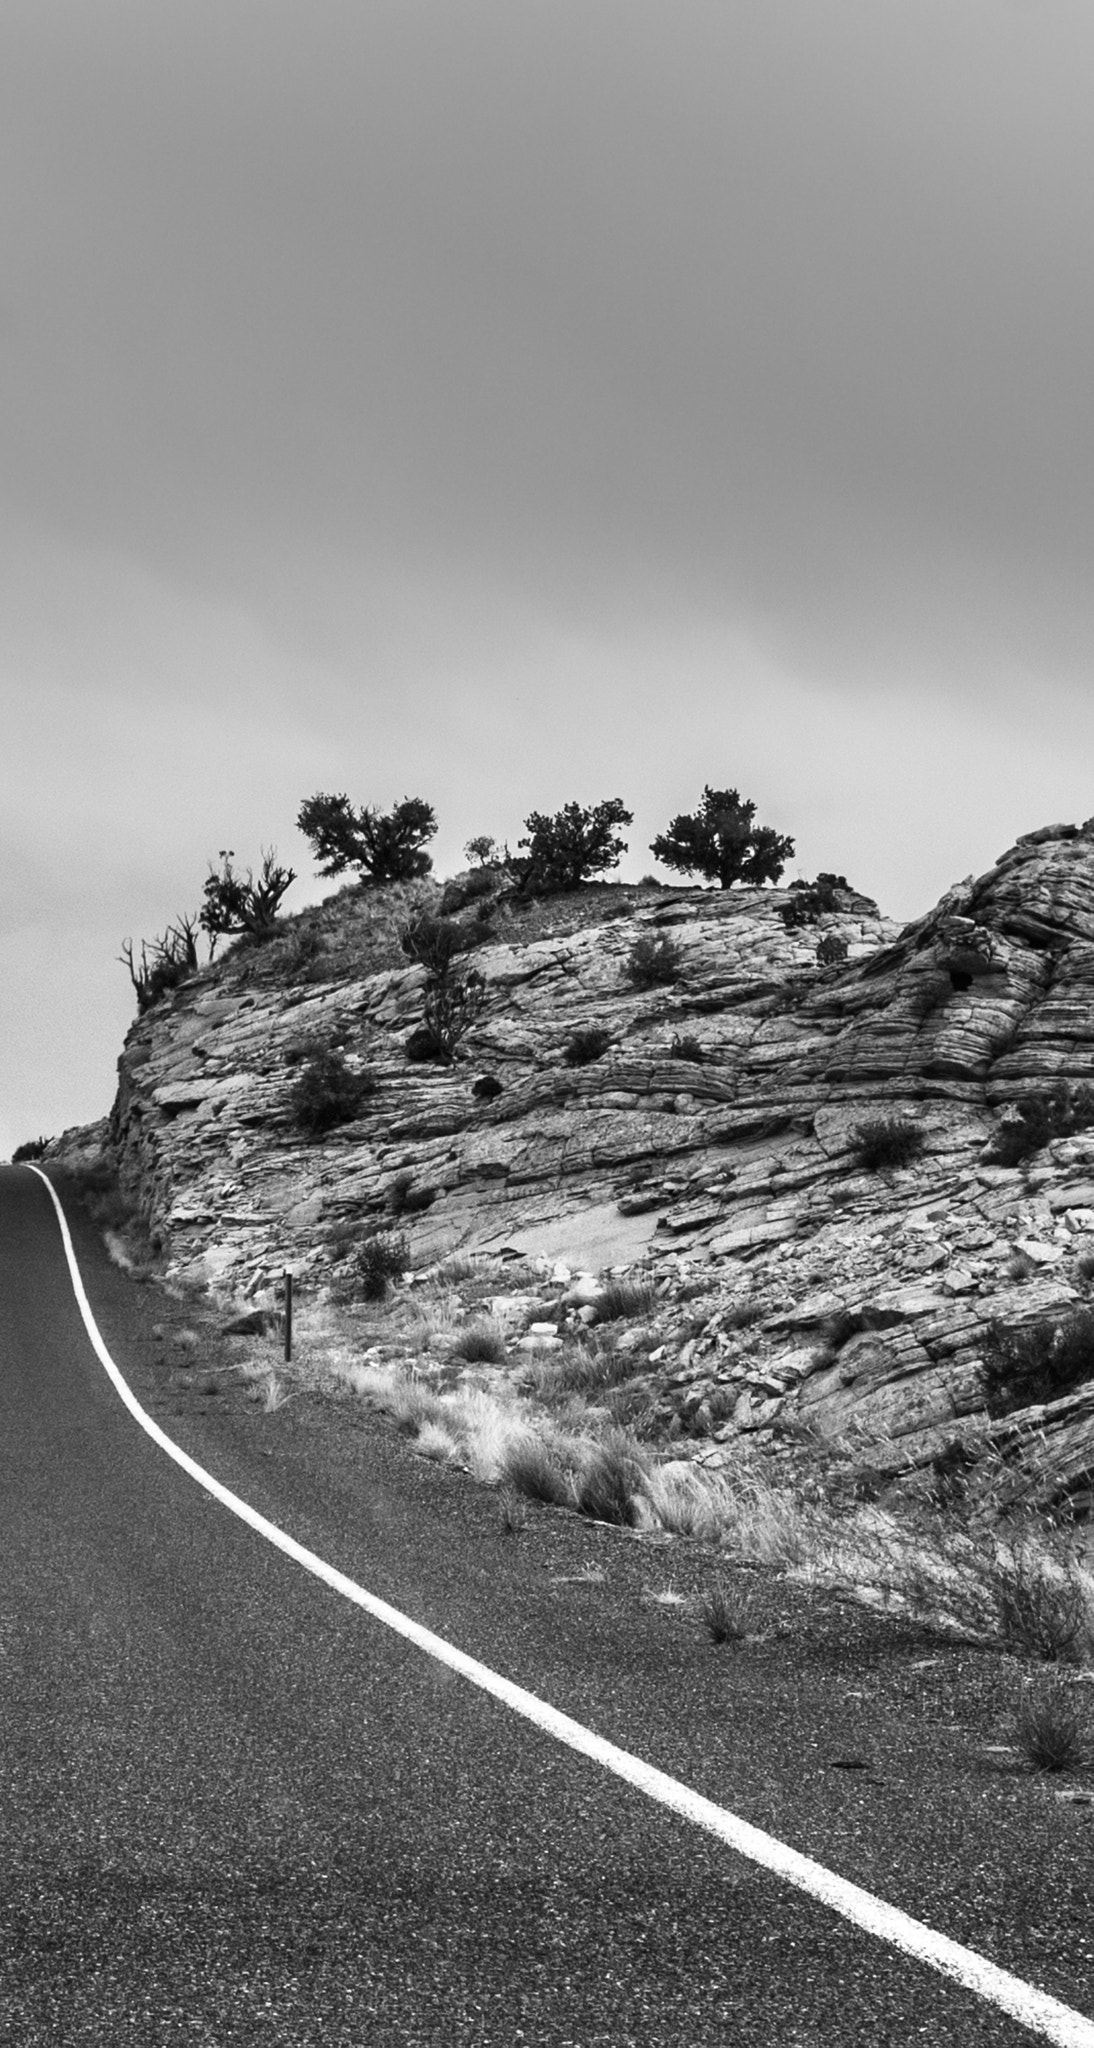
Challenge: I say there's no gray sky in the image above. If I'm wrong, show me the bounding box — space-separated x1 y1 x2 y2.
4 0 1094 1155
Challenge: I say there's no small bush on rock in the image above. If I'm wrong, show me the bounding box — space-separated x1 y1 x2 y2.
816 933 849 966
851 1117 926 1172
780 874 850 928
670 1034 704 1063
987 1081 1094 1167
981 1307 1094 1417
564 1026 612 1066
355 1231 409 1301
399 913 471 978
289 1051 376 1135
388 1170 436 1216
626 933 683 989
472 1074 503 1101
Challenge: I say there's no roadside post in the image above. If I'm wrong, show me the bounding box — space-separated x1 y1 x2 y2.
283 1270 293 1364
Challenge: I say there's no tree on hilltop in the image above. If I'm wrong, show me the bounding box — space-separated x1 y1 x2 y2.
511 798 633 894
650 787 794 889
200 849 296 941
297 793 437 884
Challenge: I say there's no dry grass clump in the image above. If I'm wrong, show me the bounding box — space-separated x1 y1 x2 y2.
572 1430 651 1526
698 1579 757 1644
645 1461 818 1564
1013 1677 1089 1772
502 1436 573 1506
521 1337 641 1405
449 1318 508 1365
594 1276 658 1324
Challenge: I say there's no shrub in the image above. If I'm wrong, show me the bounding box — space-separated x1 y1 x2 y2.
120 914 204 1011
200 849 296 942
440 867 498 914
981 1307 1094 1417
594 1276 657 1324
387 1171 436 1216
472 1074 503 1101
511 798 633 894
992 1543 1092 1662
669 1034 704 1063
626 933 683 988
987 1081 1094 1167
699 1580 756 1644
851 1117 926 1172
816 933 849 966
399 913 472 978
355 1231 409 1301
405 1025 442 1062
1014 1679 1088 1771
297 793 437 883
650 787 794 889
450 1320 508 1365
12 1136 49 1162
289 1051 375 1135
423 969 487 1062
572 1432 650 1525
780 874 850 928
563 1026 612 1066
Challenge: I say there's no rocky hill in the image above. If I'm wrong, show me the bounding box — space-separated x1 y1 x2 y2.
70 822 1094 1518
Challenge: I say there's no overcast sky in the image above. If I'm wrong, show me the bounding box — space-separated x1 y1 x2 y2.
3 0 1094 1156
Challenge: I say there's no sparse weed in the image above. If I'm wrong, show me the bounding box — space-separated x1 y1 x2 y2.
499 1487 528 1535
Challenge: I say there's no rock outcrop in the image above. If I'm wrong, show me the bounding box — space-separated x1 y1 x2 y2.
80 823 1094 1511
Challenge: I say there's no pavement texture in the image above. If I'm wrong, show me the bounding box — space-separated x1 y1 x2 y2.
2 1163 1094 2045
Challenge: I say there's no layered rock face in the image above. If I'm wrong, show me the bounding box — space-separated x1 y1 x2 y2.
103 824 1094 1509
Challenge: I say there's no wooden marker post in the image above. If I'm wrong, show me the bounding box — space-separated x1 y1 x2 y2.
283 1270 293 1364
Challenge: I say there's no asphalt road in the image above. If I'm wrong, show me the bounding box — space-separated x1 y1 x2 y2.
2 1162 1093 2046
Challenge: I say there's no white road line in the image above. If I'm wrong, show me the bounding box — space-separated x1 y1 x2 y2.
29 1162 1094 2048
